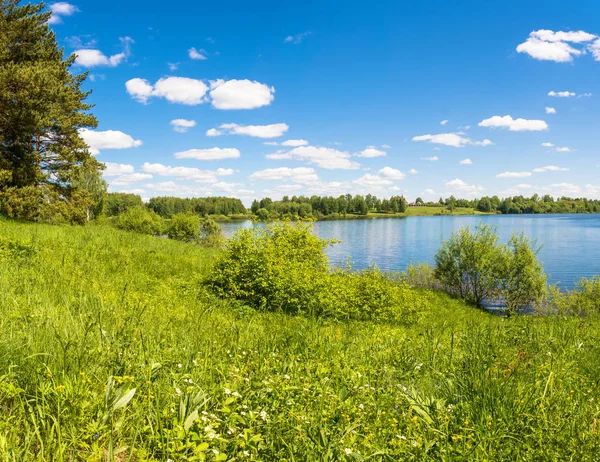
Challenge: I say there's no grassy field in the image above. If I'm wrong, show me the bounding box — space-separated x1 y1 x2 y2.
1 219 600 460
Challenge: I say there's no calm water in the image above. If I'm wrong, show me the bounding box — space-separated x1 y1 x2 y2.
220 215 600 288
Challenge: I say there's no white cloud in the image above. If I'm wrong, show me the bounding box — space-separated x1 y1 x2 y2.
548 91 576 97
265 151 293 160
170 119 196 133
79 128 142 155
126 77 274 109
413 133 493 147
541 142 555 147
281 139 309 147
209 79 275 109
263 141 279 146
421 156 439 161
48 2 79 24
188 47 207 60
545 107 557 114
103 162 135 176
516 30 599 63
354 174 392 187
381 144 391 149
444 178 485 194
284 31 312 44
206 123 288 138
126 77 209 105
440 120 448 125
459 158 472 165
141 163 233 183
378 167 405 180
496 171 532 178
533 165 569 172
478 115 548 131
173 148 241 161
286 146 360 170
249 167 319 184
111 173 153 186
556 146 572 152
356 146 387 158
409 169 418 174
167 62 179 71
74 37 133 68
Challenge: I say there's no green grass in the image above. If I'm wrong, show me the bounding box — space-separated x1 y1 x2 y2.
1 219 600 460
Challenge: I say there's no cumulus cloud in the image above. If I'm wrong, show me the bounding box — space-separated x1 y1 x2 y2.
265 150 292 160
413 133 493 148
286 146 360 170
478 115 548 131
142 163 233 183
548 91 576 97
188 47 207 60
354 174 392 187
173 148 241 161
496 171 532 178
541 142 555 147
516 29 599 63
79 128 142 155
170 119 196 133
356 146 387 158
444 178 485 194
440 120 448 125
126 77 274 109
459 158 472 165
421 156 439 161
545 107 557 114
48 2 79 24
281 139 309 147
284 31 312 44
378 167 405 180
206 123 288 138
103 162 135 176
533 165 569 172
249 167 319 184
209 79 275 109
110 173 153 186
409 169 418 174
74 37 133 68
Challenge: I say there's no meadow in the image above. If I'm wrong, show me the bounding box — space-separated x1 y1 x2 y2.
1 219 600 460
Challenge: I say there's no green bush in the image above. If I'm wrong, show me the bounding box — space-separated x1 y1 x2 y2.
548 276 600 316
168 213 201 242
208 221 427 323
434 224 547 310
114 206 164 235
198 217 224 248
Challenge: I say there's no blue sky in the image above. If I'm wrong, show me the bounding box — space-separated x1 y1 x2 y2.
47 0 600 204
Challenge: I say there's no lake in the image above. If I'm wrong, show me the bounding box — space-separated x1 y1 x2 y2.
220 214 600 288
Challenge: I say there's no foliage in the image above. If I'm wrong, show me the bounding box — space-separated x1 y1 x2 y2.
1 219 600 459
199 217 224 248
434 225 546 310
104 192 144 217
114 206 164 235
208 221 427 323
168 213 201 242
434 224 507 305
147 196 246 218
0 0 102 223
547 276 600 316
500 233 547 311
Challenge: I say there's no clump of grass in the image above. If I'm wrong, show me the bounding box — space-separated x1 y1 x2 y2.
0 217 600 460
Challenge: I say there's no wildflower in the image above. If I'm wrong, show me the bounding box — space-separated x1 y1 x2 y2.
284 374 290 380
344 448 352 455
174 387 182 396
177 363 183 368
232 391 241 398
204 425 213 432
208 432 217 439
243 451 250 457
397 435 407 440
260 410 268 421
224 388 232 395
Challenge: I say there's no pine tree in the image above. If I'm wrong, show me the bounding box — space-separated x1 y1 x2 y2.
0 0 103 221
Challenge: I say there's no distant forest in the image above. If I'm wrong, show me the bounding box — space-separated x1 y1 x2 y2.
104 192 600 220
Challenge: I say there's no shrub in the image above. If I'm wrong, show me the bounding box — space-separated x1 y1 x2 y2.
114 206 164 235
198 218 224 248
168 213 201 242
548 276 600 316
402 263 440 290
434 224 547 310
208 221 427 323
434 224 506 305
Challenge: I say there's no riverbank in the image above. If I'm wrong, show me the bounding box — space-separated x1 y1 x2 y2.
1 218 600 459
